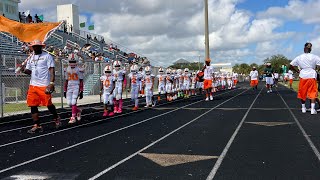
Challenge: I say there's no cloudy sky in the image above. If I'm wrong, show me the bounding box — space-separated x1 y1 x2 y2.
19 0 320 67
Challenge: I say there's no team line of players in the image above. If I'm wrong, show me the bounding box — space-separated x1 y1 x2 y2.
64 57 240 124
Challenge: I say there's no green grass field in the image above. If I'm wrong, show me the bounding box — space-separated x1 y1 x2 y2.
3 103 67 114
279 80 299 92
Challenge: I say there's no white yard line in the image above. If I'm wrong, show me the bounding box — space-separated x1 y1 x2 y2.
277 89 320 161
0 90 238 148
0 89 246 175
88 89 249 180
206 88 262 180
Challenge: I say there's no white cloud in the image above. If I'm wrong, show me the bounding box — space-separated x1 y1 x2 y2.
19 0 302 66
257 0 320 24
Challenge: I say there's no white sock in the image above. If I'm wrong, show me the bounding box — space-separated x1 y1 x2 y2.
135 99 139 107
302 104 306 109
311 103 315 109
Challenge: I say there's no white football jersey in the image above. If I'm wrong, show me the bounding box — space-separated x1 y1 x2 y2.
113 69 126 81
65 66 84 86
100 75 115 92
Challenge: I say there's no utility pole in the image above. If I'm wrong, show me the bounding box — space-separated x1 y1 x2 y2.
198 55 201 70
204 0 210 61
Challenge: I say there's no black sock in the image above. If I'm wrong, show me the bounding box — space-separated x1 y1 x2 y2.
47 105 58 119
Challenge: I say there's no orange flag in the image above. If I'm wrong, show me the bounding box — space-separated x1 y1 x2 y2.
0 16 63 43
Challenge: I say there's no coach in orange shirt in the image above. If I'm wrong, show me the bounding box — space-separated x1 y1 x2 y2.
290 42 320 115
21 40 61 133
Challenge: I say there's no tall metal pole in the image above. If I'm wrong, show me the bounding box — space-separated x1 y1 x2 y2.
198 55 201 70
204 0 210 61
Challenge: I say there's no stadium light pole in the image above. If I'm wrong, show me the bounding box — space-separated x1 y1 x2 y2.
204 0 210 61
198 54 201 70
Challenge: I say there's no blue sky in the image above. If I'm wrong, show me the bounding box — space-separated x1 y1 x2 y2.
19 0 320 66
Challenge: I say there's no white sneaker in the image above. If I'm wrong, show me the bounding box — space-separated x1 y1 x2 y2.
68 117 77 124
311 109 317 115
210 96 213 101
316 109 320 112
267 91 270 93
306 108 311 112
205 97 209 101
269 89 272 92
76 109 82 121
302 108 307 113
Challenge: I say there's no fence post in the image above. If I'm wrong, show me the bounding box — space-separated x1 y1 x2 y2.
60 59 64 109
15 88 18 103
0 67 3 118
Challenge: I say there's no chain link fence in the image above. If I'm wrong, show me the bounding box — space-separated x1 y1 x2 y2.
0 54 163 117
0 53 248 118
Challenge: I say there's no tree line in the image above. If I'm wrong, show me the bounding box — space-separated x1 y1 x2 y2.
232 54 291 75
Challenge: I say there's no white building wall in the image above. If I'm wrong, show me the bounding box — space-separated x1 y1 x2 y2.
57 4 79 33
0 0 20 21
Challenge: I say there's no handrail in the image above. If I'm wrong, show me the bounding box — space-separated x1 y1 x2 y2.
66 39 79 49
89 39 101 50
71 32 87 42
102 47 115 55
51 32 64 44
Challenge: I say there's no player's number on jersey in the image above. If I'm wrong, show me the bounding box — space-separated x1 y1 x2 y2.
68 73 79 81
131 77 137 84
103 79 110 87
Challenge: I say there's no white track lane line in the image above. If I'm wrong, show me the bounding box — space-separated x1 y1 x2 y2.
277 88 320 161
206 88 262 180
0 97 146 125
0 95 165 125
88 88 250 180
0 89 247 175
0 103 137 134
0 89 238 148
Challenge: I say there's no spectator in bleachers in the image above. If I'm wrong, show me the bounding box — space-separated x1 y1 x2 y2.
70 25 73 33
27 14 32 23
18 12 22 22
21 12 26 23
35 14 39 22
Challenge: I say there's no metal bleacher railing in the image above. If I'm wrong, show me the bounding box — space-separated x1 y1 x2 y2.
0 27 161 118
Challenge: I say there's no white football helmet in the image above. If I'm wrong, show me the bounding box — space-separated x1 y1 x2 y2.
177 69 182 75
104 65 112 74
143 58 150 65
166 69 171 75
68 53 78 68
145 66 151 75
113 60 121 70
158 67 164 74
130 64 138 73
184 68 189 73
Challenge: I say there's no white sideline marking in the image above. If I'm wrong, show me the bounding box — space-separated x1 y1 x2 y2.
0 90 237 148
0 100 203 174
277 89 320 161
88 89 249 180
206 88 262 180
0 104 133 135
0 89 244 174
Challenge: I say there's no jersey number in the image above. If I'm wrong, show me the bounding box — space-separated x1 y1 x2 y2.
103 79 110 87
131 77 137 84
68 73 79 81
